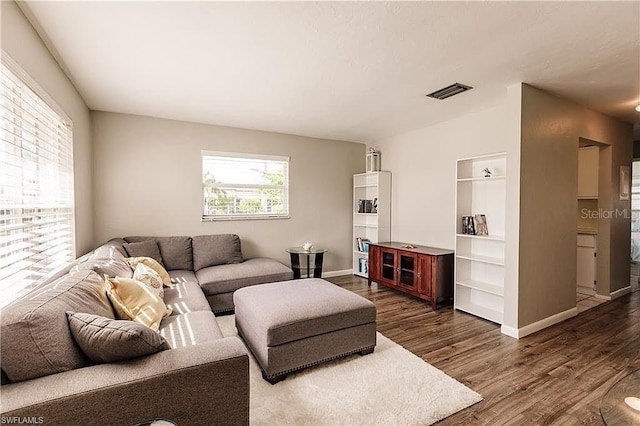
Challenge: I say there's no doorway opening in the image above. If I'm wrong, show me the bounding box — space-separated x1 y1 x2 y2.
576 140 607 313
630 160 640 291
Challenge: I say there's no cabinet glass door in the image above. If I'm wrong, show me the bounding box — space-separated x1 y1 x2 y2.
398 253 417 288
381 251 396 281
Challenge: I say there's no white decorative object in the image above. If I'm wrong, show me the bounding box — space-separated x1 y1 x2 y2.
303 242 313 251
366 148 381 172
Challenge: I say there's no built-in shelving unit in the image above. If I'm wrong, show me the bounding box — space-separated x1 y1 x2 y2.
352 172 391 278
454 152 506 324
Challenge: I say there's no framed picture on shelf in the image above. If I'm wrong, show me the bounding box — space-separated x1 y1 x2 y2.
462 216 476 235
475 214 488 235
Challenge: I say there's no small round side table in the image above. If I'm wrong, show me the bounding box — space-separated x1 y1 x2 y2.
600 370 640 425
286 247 328 279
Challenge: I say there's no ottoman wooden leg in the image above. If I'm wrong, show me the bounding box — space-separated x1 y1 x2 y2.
262 370 287 385
360 347 374 356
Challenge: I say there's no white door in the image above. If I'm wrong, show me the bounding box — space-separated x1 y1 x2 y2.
577 235 596 292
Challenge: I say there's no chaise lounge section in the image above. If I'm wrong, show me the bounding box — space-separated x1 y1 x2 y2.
1 234 292 425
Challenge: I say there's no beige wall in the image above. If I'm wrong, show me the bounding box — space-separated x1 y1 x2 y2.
376 83 632 332
375 100 510 250
375 96 522 330
1 1 94 255
92 111 365 273
517 84 632 327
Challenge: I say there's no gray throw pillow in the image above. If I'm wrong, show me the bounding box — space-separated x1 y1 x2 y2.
124 240 164 266
125 236 193 271
74 244 134 278
66 312 170 364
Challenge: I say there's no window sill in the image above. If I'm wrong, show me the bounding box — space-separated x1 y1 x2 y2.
202 215 291 222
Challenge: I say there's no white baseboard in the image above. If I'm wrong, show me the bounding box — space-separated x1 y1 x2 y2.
302 269 352 278
594 294 611 301
609 286 632 300
500 307 578 339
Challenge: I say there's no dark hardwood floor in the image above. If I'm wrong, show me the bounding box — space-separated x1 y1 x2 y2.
325 275 640 425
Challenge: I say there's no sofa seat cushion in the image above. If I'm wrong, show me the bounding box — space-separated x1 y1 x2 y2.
164 271 211 315
196 258 293 296
1 270 116 382
125 236 193 271
234 279 376 347
159 311 223 348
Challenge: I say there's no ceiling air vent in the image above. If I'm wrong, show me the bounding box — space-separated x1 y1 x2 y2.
426 83 473 100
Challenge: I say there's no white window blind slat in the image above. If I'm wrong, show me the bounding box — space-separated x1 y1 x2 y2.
1 125 73 162
1 96 70 144
1 111 73 160
202 151 290 220
0 59 75 308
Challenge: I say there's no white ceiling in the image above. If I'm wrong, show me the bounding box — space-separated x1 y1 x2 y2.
22 1 640 143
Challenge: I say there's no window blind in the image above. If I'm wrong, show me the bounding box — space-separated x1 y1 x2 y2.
202 151 289 220
0 58 74 308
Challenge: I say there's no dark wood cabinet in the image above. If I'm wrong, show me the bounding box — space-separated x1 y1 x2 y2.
368 242 454 310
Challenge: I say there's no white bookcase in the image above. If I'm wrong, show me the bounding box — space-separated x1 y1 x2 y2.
353 172 391 278
454 153 506 324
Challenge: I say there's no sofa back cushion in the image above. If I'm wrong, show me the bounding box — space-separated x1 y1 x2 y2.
0 270 115 382
123 240 164 266
192 234 243 271
105 238 128 257
74 243 133 279
125 236 193 271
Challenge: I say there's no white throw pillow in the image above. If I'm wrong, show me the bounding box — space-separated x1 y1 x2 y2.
133 262 165 299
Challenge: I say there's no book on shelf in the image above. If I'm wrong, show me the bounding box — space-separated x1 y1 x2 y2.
357 199 374 213
461 214 489 236
359 258 368 274
462 216 476 235
356 237 370 252
475 214 488 235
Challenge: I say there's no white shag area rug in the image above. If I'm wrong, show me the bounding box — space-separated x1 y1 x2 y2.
217 315 482 426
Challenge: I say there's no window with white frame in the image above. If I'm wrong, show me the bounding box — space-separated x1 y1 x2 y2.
0 57 74 308
202 151 289 220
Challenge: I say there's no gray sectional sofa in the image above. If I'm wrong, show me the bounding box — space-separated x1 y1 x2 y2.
0 234 293 426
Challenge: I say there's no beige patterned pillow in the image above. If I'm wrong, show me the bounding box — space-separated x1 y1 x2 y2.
105 275 172 331
133 263 164 298
127 257 172 287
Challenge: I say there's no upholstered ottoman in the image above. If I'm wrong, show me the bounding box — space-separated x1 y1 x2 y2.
233 278 377 384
